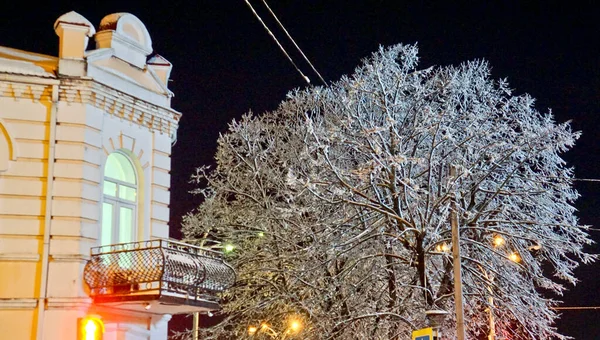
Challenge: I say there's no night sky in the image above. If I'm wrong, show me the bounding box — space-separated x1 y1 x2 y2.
1 1 598 338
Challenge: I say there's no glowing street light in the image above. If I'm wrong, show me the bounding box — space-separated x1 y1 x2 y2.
288 319 302 333
508 252 521 263
289 321 301 331
223 243 235 253
84 320 98 340
247 318 304 338
435 243 451 252
492 235 505 247
258 322 277 337
77 316 104 340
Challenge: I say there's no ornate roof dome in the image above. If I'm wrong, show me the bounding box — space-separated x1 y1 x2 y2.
95 13 153 68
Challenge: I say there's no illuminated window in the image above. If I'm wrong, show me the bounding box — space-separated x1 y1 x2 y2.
101 152 137 245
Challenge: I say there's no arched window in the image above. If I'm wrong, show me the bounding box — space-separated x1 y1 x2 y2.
101 152 137 245
0 130 9 172
0 121 14 172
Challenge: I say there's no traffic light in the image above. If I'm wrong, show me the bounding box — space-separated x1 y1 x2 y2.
77 316 104 340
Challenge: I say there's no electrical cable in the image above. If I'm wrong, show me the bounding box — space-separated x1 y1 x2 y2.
244 0 311 85
552 306 600 310
261 0 328 86
573 178 600 182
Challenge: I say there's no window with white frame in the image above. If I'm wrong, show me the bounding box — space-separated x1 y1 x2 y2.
101 152 137 245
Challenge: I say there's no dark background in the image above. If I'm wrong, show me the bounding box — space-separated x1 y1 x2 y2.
1 1 598 338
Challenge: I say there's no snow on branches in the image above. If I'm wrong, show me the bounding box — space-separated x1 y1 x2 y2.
183 44 594 340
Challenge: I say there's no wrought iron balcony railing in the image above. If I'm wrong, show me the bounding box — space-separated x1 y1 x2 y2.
83 239 236 314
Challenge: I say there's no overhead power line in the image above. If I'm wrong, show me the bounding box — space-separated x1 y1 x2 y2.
261 0 327 86
244 0 311 84
573 178 600 182
553 306 600 310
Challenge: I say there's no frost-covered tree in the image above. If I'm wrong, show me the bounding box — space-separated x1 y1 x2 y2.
181 44 594 339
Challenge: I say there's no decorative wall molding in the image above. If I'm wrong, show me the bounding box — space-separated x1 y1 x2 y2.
0 82 52 102
46 297 92 309
0 118 18 172
50 253 90 262
0 78 180 141
0 253 40 262
59 80 180 141
103 131 150 170
0 298 37 309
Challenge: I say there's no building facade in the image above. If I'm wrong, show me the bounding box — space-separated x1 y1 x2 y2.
0 12 234 340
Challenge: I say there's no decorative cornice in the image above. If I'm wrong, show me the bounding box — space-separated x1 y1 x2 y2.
0 76 180 141
59 79 180 141
0 81 52 102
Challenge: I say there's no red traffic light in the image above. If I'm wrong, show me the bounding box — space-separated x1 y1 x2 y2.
78 316 104 340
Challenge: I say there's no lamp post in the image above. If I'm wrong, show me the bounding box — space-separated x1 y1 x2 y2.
485 234 505 340
447 164 529 340
192 313 199 340
482 269 496 340
450 165 466 340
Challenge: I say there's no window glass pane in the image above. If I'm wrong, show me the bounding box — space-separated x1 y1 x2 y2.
119 185 137 202
105 152 136 184
101 203 113 245
102 152 139 249
119 206 134 243
103 180 117 197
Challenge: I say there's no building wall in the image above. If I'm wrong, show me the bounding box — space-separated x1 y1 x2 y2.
0 83 55 337
0 11 180 340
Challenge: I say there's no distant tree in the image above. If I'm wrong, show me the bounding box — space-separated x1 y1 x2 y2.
181 44 594 340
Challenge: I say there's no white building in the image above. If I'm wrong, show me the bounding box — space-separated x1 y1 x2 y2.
0 11 234 340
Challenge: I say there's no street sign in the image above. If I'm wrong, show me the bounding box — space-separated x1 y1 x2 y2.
412 327 434 340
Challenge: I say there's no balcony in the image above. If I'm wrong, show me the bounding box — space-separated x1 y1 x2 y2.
83 239 236 315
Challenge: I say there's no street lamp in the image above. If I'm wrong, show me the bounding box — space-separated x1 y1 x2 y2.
288 320 302 333
493 234 505 247
435 242 451 253
450 165 466 340
224 243 235 253
247 317 303 339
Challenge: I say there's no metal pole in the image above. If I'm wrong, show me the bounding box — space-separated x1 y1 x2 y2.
193 312 199 340
488 294 496 340
36 84 58 340
486 272 496 340
450 165 466 340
